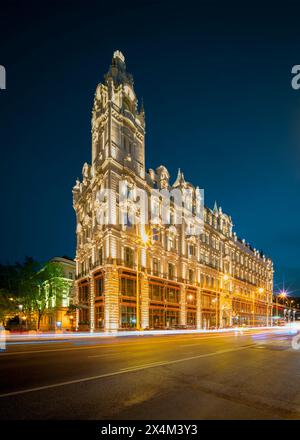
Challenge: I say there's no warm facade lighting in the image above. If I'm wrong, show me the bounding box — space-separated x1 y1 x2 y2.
72 51 274 332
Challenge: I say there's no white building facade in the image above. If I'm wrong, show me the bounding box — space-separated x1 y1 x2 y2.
73 51 273 332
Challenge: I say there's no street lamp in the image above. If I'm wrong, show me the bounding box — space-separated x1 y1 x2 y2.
279 290 287 301
275 290 288 325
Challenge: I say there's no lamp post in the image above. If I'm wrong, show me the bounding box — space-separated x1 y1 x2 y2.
278 290 287 323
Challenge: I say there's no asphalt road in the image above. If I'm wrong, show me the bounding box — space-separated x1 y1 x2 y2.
1 328 300 420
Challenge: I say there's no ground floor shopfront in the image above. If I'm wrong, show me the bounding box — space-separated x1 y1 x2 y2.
75 266 272 332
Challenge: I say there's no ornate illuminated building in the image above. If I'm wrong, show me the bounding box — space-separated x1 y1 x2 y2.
73 51 274 332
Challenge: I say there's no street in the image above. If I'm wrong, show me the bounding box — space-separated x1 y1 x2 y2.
1 328 300 420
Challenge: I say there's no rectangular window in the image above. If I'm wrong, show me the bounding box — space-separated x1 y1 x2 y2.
95 306 104 328
79 284 89 303
149 283 163 301
188 269 194 283
187 311 196 326
166 287 179 303
95 277 104 296
153 258 160 276
168 263 175 280
124 247 134 268
120 277 136 297
188 244 195 257
120 305 136 328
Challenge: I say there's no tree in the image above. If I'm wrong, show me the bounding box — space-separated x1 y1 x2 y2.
0 258 35 326
0 289 18 325
0 258 72 330
20 261 71 330
18 257 41 329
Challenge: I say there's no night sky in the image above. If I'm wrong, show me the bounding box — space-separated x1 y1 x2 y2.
1 0 300 295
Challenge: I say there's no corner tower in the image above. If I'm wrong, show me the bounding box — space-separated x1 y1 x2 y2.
91 50 145 179
73 51 147 332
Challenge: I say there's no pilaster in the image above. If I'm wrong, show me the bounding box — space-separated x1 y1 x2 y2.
196 288 202 329
140 273 149 329
75 281 79 331
180 285 186 325
89 276 95 332
104 266 119 331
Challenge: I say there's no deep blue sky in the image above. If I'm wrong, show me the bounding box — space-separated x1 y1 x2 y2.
0 0 300 294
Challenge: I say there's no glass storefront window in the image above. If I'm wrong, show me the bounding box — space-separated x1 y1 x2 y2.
187 311 196 326
95 305 104 328
120 305 136 328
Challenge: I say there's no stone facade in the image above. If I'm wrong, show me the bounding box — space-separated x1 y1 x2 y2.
73 51 274 332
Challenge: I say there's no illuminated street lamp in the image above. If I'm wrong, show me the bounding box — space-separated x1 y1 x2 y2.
279 290 287 299
275 290 288 324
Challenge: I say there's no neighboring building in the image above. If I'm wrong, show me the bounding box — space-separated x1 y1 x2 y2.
39 256 76 331
272 295 300 324
73 51 274 332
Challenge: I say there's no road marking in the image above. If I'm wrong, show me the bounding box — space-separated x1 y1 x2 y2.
119 361 167 370
88 353 117 358
0 344 254 398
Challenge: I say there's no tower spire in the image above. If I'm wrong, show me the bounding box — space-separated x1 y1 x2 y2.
213 201 218 214
105 49 133 86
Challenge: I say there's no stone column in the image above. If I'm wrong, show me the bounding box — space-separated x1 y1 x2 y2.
180 285 186 325
196 288 202 329
140 273 149 329
219 294 224 329
89 276 95 333
104 266 119 331
74 281 79 331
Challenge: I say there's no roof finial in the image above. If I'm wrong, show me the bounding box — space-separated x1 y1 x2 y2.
140 97 145 115
173 168 186 187
213 201 218 213
113 50 125 63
